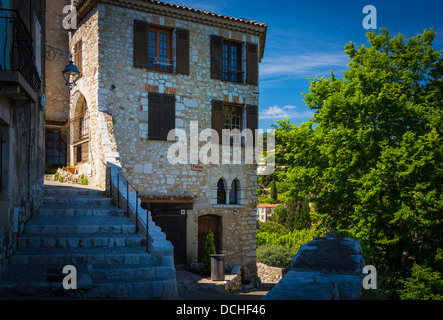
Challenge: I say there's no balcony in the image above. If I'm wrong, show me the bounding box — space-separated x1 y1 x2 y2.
0 9 41 102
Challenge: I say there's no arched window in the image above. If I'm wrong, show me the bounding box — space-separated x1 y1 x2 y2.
217 179 226 204
229 179 239 204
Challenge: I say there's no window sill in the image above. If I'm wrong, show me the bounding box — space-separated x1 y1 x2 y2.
212 204 245 208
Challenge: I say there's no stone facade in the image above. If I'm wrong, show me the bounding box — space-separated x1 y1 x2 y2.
0 0 46 277
66 0 267 282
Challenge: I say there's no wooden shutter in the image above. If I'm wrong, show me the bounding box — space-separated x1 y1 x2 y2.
246 105 259 147
210 35 223 80
134 20 148 68
75 41 83 75
246 43 258 85
176 28 190 75
148 93 176 140
81 142 89 163
211 100 224 144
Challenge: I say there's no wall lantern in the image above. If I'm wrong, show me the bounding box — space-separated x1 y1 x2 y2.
46 45 80 89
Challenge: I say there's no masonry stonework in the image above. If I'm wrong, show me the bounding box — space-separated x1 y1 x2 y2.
69 1 266 282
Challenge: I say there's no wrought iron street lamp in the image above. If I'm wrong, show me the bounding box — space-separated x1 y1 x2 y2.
46 45 80 89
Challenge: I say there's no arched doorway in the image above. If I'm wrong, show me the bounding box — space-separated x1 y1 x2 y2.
198 215 222 262
71 93 90 165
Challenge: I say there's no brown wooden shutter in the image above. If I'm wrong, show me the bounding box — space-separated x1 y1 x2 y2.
75 41 83 75
148 93 176 140
176 28 190 75
163 94 176 140
246 43 258 85
81 142 89 163
211 100 224 144
210 35 223 80
246 105 259 147
134 20 148 68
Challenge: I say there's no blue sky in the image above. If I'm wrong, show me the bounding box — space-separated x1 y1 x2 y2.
171 0 443 130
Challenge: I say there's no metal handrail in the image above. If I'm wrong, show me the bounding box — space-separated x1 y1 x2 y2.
0 9 41 92
106 163 149 253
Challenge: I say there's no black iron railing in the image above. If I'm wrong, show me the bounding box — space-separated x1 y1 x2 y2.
0 9 41 92
70 111 90 145
106 163 149 253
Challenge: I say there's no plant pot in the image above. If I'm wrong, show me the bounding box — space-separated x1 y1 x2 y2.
66 167 75 174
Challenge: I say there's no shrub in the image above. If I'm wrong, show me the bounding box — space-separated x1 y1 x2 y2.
79 175 89 185
256 245 293 268
202 230 216 274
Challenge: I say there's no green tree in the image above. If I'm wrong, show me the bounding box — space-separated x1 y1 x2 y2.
274 28 443 298
270 180 278 201
202 230 216 274
294 197 311 231
273 204 288 226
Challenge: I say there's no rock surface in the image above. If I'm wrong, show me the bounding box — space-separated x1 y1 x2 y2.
264 233 365 300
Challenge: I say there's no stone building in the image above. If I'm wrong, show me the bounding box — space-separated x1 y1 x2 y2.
0 0 46 275
61 0 267 282
257 204 279 222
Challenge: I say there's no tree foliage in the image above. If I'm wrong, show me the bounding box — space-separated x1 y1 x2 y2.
273 28 443 298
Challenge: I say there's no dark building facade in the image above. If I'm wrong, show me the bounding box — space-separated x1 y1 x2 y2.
0 0 46 275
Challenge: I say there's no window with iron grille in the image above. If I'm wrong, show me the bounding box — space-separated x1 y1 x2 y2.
222 41 242 83
148 26 172 73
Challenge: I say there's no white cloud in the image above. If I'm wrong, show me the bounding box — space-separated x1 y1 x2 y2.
261 105 313 120
260 51 349 80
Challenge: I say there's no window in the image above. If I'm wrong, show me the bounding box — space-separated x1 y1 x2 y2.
210 35 258 85
217 179 226 204
134 21 189 75
212 100 258 146
148 26 172 73
224 104 242 145
46 130 67 170
73 40 82 76
229 179 239 204
222 41 242 83
148 93 176 140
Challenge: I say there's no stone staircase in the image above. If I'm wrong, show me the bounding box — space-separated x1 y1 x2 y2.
0 183 177 299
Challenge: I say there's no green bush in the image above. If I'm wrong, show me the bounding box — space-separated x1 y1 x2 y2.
258 221 289 235
79 175 89 185
256 245 293 268
256 227 317 255
398 264 443 300
202 230 216 274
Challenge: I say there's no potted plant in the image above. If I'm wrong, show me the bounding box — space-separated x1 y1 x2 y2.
66 163 76 174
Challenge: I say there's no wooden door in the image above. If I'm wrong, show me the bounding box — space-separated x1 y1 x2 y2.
151 209 187 265
198 215 222 262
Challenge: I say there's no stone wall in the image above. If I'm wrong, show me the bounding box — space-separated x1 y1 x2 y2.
257 263 288 284
68 2 264 281
45 0 71 121
264 233 366 300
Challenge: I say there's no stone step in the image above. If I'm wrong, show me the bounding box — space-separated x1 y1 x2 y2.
37 203 126 217
0 264 177 299
43 195 113 206
44 188 105 197
24 215 136 234
10 247 153 265
84 278 177 299
0 264 93 298
89 265 175 281
18 233 146 249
